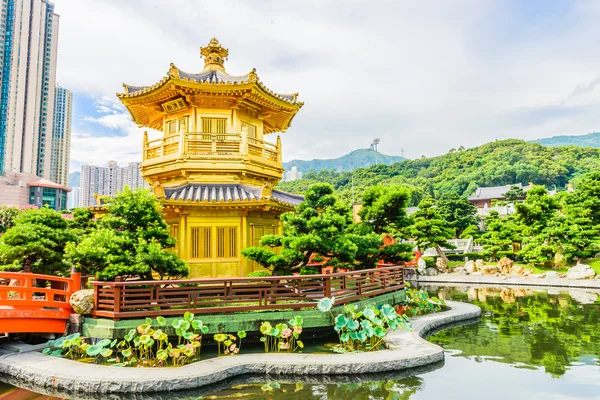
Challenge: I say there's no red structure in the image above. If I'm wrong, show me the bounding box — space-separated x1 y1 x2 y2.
0 269 80 333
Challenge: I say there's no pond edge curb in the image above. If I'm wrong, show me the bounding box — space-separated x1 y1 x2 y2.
0 300 481 395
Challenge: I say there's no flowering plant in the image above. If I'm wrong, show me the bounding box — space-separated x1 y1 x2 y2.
260 316 304 353
214 331 246 356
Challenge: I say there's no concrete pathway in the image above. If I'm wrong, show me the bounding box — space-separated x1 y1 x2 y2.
0 301 480 396
416 274 600 289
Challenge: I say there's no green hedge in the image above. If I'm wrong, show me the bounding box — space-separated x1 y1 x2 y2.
446 252 484 261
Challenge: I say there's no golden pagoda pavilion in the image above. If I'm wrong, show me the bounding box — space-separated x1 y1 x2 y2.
117 38 304 278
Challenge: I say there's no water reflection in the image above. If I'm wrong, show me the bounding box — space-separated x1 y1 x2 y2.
2 285 600 399
424 285 600 377
0 363 443 400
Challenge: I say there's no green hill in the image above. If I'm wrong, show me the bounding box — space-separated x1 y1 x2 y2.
277 139 600 206
283 148 406 174
530 132 600 148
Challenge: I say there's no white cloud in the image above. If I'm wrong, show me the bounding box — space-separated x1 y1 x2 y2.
53 0 600 166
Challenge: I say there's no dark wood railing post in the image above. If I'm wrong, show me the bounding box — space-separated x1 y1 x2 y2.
324 276 332 298
113 277 122 320
93 282 99 318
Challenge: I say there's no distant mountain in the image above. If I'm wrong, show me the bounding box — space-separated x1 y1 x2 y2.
530 132 600 148
283 149 407 174
68 171 80 188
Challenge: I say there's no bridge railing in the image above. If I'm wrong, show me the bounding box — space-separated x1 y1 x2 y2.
0 269 81 309
90 265 405 320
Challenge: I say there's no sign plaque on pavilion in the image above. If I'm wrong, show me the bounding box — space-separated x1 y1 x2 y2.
117 38 304 278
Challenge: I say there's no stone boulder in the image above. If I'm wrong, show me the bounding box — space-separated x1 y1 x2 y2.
465 260 477 273
566 264 596 280
424 267 439 276
594 252 600 259
475 259 485 271
70 289 94 315
453 266 468 275
435 257 449 273
481 265 498 275
417 257 427 275
512 265 525 276
497 257 513 275
545 271 560 279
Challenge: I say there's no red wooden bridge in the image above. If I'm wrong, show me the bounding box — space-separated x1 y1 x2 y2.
0 269 80 334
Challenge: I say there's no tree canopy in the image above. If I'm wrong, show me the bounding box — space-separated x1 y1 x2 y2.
241 183 413 275
277 139 600 206
410 197 455 262
65 187 188 281
0 207 76 275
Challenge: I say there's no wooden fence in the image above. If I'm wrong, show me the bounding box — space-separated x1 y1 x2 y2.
90 265 405 320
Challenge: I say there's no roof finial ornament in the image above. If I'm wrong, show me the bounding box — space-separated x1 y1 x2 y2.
200 37 229 72
168 63 180 79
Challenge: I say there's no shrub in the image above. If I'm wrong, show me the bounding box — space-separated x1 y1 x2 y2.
247 270 271 278
421 256 436 268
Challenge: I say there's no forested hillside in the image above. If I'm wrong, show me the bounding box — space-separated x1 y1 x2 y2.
531 132 600 148
283 148 405 173
277 139 600 206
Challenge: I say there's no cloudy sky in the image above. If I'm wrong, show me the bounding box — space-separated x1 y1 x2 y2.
52 0 600 172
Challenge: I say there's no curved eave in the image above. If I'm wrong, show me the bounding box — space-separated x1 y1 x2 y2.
161 197 296 212
118 76 302 132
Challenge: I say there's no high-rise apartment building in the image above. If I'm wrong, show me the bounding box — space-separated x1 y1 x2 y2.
49 85 71 186
285 166 303 181
67 185 79 208
0 0 60 179
79 161 149 207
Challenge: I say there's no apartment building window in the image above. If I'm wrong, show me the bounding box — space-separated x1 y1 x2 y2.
217 227 237 258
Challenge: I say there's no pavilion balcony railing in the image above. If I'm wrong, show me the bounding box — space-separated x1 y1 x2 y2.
143 132 281 166
90 265 406 321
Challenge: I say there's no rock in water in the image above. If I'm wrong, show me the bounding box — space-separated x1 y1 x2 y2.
497 257 513 274
435 257 449 273
465 260 476 273
70 289 95 315
566 264 596 280
570 291 599 305
475 259 485 271
417 257 427 275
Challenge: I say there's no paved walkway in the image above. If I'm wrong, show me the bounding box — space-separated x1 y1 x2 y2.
416 274 600 289
0 301 480 396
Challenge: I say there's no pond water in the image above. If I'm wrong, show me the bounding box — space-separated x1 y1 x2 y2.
1 284 600 399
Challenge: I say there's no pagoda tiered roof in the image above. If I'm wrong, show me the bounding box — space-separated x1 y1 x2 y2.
117 38 302 134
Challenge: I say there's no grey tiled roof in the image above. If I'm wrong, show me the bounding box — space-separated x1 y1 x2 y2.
178 69 249 84
164 184 261 202
271 189 304 206
163 184 304 207
124 85 149 94
468 183 532 200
